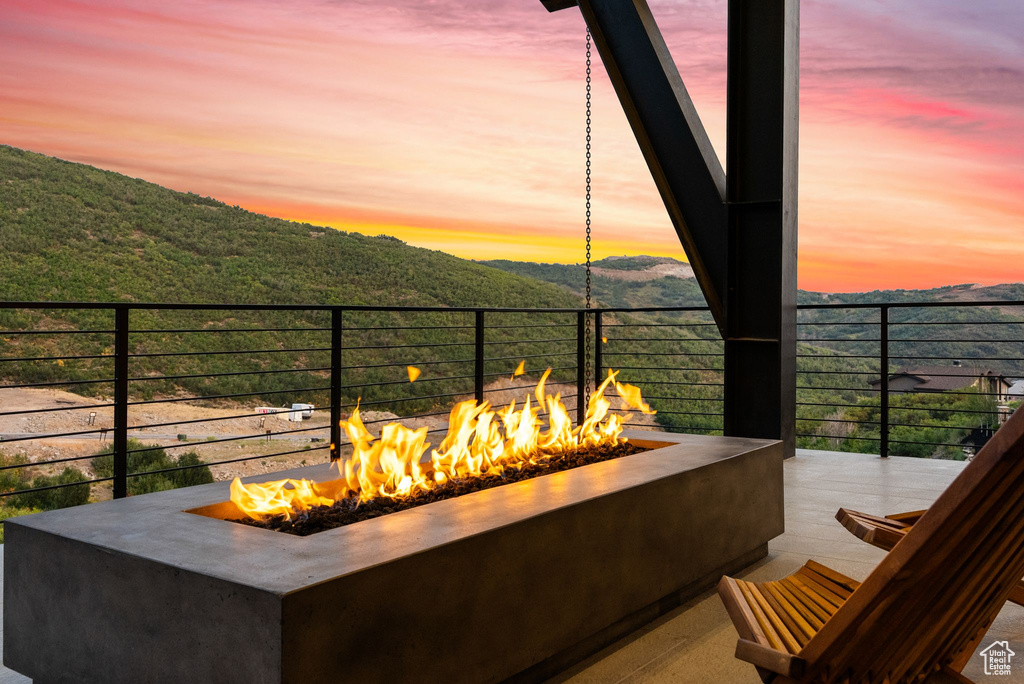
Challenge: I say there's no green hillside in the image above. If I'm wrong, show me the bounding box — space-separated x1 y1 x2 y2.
0 146 575 309
0 146 597 409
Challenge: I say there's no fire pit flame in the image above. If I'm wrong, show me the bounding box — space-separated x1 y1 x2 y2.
230 369 654 521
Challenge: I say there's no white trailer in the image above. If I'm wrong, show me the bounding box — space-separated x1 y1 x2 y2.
288 403 315 422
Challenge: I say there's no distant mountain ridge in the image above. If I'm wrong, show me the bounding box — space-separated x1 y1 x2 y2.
479 256 705 309
481 256 1024 308
801 282 1024 305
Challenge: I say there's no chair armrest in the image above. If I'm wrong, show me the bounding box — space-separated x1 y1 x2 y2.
735 639 805 679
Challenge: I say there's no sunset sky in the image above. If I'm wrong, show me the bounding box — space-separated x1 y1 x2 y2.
1 0 1022 292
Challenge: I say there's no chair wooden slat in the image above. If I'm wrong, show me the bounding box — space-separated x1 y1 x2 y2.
796 566 854 601
762 582 816 643
803 559 860 592
771 581 826 631
789 573 846 609
779 577 836 618
778 578 833 624
739 581 789 653
718 577 770 644
752 584 805 652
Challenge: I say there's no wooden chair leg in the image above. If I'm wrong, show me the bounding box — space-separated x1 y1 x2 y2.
1007 581 1024 607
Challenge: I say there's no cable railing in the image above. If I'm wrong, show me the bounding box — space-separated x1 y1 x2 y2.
0 300 1021 520
598 307 725 433
0 304 602 510
796 301 1024 458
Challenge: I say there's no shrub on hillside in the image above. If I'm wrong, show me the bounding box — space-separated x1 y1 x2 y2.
0 451 30 494
0 451 91 542
92 440 214 495
11 468 91 510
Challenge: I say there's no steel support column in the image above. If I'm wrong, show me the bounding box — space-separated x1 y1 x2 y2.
722 0 799 458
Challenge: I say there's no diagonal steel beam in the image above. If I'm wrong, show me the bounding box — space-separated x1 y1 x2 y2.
542 0 799 457
543 0 728 330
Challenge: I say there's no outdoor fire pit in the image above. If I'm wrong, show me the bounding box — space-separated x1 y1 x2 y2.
4 429 781 684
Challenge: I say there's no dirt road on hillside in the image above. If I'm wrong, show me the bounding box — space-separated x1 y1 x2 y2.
0 379 659 487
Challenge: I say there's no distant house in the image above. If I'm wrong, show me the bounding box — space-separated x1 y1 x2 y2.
869 362 1014 402
1010 379 1024 400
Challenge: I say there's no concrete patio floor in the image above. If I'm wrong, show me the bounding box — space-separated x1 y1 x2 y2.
549 449 1024 684
1 449 1021 682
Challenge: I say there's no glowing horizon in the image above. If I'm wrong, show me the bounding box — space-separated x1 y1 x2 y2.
1 0 1021 293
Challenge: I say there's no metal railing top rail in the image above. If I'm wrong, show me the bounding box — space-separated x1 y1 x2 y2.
2 300 1022 312
0 301 589 313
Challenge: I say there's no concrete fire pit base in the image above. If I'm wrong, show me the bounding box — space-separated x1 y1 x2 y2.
4 431 782 684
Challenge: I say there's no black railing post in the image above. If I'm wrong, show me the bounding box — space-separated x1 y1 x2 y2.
474 311 485 403
594 310 603 385
880 305 890 458
577 311 586 425
113 305 129 498
330 307 342 462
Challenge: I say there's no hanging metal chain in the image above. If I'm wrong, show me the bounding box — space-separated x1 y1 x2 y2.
584 28 593 406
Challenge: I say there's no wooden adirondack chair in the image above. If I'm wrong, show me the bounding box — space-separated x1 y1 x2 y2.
836 507 1024 607
717 406 1024 683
